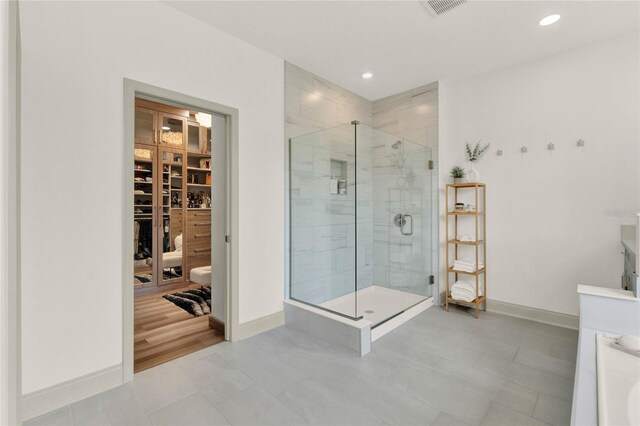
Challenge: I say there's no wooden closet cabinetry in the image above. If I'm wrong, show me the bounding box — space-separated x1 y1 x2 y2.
186 210 212 273
133 98 212 293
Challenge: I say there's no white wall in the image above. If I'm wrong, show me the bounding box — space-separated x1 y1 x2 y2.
1 0 20 422
19 1 284 394
440 34 639 316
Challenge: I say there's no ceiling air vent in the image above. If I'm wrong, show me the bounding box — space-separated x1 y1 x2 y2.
421 0 467 16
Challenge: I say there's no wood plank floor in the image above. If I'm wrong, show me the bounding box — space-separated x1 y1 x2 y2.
134 284 224 373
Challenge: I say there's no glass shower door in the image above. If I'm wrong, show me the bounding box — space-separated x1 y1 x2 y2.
360 124 433 326
395 138 433 298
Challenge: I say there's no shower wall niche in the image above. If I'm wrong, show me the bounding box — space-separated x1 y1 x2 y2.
289 121 437 333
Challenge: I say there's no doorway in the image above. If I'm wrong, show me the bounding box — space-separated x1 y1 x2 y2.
123 80 239 379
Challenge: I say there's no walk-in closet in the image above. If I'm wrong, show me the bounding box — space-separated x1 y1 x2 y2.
132 97 224 372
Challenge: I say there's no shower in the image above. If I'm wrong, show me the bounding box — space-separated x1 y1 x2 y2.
289 122 437 329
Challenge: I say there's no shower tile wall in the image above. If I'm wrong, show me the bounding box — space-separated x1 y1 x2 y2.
286 63 374 304
371 83 439 298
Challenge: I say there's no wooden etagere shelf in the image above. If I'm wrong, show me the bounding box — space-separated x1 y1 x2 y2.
445 182 487 318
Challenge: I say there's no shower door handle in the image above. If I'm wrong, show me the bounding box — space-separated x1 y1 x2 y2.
401 214 413 236
393 213 413 236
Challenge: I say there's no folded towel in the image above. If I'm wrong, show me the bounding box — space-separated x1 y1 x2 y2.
452 258 484 272
451 280 482 294
451 280 483 302
451 290 479 302
456 234 477 242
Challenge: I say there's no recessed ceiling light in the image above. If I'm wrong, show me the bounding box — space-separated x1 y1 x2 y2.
539 14 560 26
362 72 373 79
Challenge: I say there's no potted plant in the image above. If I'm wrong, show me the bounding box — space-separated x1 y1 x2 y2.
450 166 465 184
465 140 490 182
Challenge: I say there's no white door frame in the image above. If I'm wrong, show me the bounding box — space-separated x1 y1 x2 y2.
1 0 21 423
123 79 239 382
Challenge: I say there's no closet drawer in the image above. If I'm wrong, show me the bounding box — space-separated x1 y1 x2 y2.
186 220 211 234
186 230 211 244
186 211 210 232
187 210 211 221
188 254 211 270
187 238 211 252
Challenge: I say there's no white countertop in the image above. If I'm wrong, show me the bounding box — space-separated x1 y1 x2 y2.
578 284 639 301
596 334 640 426
622 225 636 255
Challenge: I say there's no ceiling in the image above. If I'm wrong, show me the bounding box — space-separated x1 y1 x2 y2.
165 1 639 100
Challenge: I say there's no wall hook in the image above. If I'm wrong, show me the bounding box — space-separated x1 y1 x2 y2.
496 149 503 156
577 139 585 147
521 146 528 153
547 143 555 151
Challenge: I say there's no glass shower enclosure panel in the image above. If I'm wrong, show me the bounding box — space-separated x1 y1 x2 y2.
289 124 359 319
357 124 433 326
289 121 436 326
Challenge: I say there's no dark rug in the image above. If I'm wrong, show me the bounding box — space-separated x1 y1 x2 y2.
163 288 211 317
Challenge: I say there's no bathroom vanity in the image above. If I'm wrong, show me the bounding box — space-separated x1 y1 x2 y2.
572 285 640 425
595 334 640 425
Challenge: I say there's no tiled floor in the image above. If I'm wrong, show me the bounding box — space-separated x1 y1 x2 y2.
25 305 578 426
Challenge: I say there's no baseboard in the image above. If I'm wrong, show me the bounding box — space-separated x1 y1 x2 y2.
487 299 579 330
208 315 225 333
371 297 434 342
22 364 122 422
234 311 285 341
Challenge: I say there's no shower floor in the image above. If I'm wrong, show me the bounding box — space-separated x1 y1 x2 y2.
319 285 428 327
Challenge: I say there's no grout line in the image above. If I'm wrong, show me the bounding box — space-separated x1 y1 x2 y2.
532 390 542 420
478 400 493 426
512 346 521 362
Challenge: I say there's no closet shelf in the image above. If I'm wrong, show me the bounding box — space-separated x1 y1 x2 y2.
187 184 210 188
447 239 485 245
187 151 211 158
447 267 485 276
449 182 486 188
447 211 485 215
447 296 486 306
187 167 211 172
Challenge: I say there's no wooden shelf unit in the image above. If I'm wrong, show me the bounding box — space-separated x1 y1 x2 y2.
445 182 487 318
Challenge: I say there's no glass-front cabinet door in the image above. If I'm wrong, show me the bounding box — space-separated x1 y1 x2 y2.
201 126 212 154
134 107 157 145
187 122 201 152
134 145 156 289
159 147 185 285
159 113 186 149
